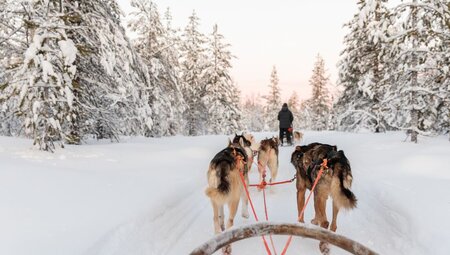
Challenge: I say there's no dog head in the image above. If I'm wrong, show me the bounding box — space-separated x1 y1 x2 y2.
232 133 251 147
227 138 248 162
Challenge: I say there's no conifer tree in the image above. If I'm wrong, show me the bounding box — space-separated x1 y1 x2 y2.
242 94 265 132
128 0 185 136
288 91 301 129
308 54 331 131
335 0 390 132
263 66 282 131
8 0 78 151
180 10 208 136
384 0 450 142
203 24 242 134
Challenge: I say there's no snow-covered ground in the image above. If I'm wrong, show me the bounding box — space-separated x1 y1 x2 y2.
1 131 449 255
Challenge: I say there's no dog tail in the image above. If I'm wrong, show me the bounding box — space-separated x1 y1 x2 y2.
331 172 357 210
206 161 231 198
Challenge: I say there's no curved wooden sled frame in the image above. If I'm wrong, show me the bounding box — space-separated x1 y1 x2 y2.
190 222 378 255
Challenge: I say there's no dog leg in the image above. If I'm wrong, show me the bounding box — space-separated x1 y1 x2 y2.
311 190 329 228
241 174 249 218
296 185 306 223
330 201 339 232
219 205 225 231
267 152 278 184
227 199 239 229
223 199 240 255
212 202 222 234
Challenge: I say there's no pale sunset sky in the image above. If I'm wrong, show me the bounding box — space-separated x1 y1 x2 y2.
117 0 359 102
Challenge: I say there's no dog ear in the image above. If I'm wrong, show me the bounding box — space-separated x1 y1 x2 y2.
239 137 245 148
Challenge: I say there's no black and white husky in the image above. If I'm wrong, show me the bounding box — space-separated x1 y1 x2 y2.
205 138 248 254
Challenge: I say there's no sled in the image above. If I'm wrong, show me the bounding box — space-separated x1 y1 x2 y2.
190 222 378 255
280 127 294 146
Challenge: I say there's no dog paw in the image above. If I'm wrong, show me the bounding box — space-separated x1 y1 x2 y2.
241 211 249 219
319 241 330 255
311 218 319 225
222 244 232 255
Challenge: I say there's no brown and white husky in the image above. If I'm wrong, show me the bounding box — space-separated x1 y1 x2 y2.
291 142 357 254
205 138 248 255
257 137 279 186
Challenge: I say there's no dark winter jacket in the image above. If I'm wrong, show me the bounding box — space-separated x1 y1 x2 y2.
278 105 294 128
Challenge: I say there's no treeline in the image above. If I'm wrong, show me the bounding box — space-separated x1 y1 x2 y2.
243 0 450 143
0 0 242 151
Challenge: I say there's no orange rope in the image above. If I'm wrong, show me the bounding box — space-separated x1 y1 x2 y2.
238 164 273 255
280 159 328 255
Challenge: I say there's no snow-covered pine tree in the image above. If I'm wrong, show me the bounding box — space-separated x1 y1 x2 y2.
7 0 78 151
128 0 185 136
288 91 302 130
298 99 313 130
335 0 391 132
180 10 208 136
203 24 242 135
0 0 28 136
384 0 450 142
65 0 152 141
241 94 265 132
263 66 282 131
308 54 331 131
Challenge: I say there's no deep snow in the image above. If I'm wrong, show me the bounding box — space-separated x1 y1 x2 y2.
0 131 449 255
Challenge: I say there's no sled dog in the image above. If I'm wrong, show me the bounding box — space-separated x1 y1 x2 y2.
291 143 357 254
205 138 248 254
243 132 259 156
293 131 304 145
231 134 253 218
257 137 279 185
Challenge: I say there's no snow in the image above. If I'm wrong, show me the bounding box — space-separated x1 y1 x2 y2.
0 131 449 255
58 39 77 66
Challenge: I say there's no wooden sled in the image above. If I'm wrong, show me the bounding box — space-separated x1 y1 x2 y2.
190 222 378 255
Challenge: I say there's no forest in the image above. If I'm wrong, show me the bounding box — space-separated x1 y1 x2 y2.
0 0 449 152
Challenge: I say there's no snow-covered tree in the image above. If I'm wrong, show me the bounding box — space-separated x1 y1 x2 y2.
66 0 153 141
335 0 391 132
180 10 208 136
1 0 156 150
203 24 242 135
4 0 79 151
308 54 332 131
128 0 185 136
384 0 450 142
263 66 282 131
241 94 265 132
0 0 28 136
288 91 302 129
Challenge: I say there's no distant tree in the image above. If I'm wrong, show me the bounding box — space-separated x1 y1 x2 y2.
308 54 331 131
180 10 208 136
288 91 301 129
263 66 282 131
242 94 265 132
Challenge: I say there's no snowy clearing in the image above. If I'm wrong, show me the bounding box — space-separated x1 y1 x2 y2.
1 131 449 255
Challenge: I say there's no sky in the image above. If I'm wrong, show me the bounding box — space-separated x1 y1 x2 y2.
117 0 359 102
